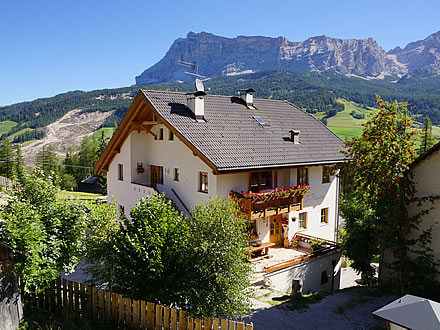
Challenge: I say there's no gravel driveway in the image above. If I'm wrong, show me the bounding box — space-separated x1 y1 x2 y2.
249 267 395 329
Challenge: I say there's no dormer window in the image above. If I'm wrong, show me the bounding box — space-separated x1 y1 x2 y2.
159 128 164 140
249 171 273 193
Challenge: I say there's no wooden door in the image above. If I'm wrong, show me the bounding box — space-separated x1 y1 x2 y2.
150 165 163 186
269 215 283 246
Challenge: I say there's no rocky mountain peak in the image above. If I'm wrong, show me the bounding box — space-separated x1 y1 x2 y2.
135 31 440 85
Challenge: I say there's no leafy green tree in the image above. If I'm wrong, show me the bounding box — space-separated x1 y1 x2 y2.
85 194 252 318
419 115 435 153
340 96 439 293
185 197 252 318
0 170 87 291
86 193 190 306
83 200 121 290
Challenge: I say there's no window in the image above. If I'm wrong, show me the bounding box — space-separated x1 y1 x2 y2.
322 166 331 183
169 131 174 141
299 212 307 229
249 171 273 192
321 270 328 284
297 168 308 185
199 172 208 193
118 164 123 181
159 128 164 140
174 168 179 181
321 208 329 224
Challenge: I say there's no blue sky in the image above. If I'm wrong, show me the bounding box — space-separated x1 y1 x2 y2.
1 0 439 106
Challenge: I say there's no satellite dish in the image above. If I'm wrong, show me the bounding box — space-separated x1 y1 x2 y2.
195 78 204 92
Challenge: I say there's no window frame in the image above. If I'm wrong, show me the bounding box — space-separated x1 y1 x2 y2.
297 168 309 185
117 164 123 181
249 170 273 192
299 212 307 229
169 131 174 141
199 171 208 193
322 166 331 184
321 208 329 224
174 168 179 181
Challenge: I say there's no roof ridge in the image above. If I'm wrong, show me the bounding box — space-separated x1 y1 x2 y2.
141 89 292 103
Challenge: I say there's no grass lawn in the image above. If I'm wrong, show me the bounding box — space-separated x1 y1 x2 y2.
0 120 17 135
58 190 104 201
93 127 115 139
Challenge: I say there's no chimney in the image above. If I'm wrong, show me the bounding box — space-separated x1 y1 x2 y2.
186 91 206 121
289 130 300 144
239 88 255 107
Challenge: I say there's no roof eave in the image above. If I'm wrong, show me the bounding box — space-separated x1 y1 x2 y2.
216 159 345 174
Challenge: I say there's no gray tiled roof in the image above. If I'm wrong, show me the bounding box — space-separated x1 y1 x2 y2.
142 90 345 172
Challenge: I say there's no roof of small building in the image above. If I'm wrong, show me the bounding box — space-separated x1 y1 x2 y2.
140 90 345 172
411 140 440 168
373 294 440 329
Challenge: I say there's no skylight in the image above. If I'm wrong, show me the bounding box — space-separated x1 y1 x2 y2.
253 116 270 127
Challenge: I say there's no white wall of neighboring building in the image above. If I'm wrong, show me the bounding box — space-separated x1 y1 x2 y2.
408 149 440 279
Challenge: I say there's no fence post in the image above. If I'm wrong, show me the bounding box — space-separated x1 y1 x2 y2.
212 318 219 330
246 323 253 330
155 304 163 330
179 310 186 330
147 301 155 329
220 319 228 330
118 293 124 324
170 308 177 330
163 306 170 330
140 300 146 328
125 297 132 326
111 292 119 323
132 299 140 328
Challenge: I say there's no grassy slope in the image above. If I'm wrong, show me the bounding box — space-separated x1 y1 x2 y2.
315 99 440 143
314 99 375 140
0 121 17 135
93 127 115 139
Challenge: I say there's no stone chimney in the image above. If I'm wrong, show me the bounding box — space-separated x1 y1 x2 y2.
239 88 255 107
186 91 206 121
289 130 300 144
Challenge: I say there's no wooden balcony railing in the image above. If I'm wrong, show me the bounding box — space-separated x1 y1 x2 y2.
236 195 303 220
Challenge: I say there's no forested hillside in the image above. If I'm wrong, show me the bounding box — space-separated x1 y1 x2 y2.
1 71 440 144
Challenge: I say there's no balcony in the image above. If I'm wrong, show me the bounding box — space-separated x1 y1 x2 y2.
235 194 303 220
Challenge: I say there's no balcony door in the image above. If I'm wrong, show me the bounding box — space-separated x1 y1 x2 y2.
150 165 163 187
269 215 283 246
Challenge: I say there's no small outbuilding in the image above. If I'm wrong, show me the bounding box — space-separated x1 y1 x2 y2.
373 294 440 330
77 176 101 193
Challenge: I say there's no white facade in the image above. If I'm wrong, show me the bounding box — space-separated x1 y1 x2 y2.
107 125 339 242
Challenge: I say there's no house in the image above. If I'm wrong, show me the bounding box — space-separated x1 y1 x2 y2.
94 87 345 247
380 141 440 283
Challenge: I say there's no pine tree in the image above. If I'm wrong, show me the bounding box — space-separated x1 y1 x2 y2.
419 116 435 153
0 139 15 178
14 144 25 183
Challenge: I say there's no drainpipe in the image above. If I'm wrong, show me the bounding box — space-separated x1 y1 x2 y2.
334 174 340 242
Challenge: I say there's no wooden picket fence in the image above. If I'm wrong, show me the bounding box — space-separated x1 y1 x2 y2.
23 278 253 330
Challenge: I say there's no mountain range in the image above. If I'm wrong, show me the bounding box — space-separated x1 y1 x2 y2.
135 31 440 85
